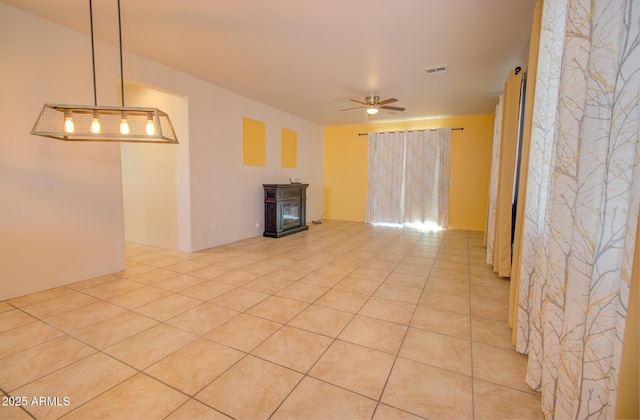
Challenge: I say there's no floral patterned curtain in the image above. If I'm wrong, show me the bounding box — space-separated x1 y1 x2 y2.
514 0 640 417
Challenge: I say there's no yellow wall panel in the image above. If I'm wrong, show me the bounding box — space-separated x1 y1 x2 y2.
323 125 369 222
242 117 266 166
281 128 297 168
323 114 494 230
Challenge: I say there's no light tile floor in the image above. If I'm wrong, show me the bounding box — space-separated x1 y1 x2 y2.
0 221 543 419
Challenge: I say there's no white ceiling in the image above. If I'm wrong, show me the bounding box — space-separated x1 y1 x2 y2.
3 0 536 126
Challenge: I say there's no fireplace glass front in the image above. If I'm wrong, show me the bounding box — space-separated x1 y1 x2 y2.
281 202 300 228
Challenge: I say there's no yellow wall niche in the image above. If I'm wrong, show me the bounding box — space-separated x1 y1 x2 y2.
281 128 298 168
323 114 494 231
242 117 266 166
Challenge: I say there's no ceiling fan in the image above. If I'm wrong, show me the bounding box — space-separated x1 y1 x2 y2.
340 95 406 115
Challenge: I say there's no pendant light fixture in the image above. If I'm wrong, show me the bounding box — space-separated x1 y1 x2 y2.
31 0 178 144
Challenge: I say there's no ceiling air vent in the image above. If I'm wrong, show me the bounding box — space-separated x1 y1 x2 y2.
425 65 447 75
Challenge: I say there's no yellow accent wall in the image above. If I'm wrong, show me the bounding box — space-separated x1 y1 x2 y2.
323 114 494 231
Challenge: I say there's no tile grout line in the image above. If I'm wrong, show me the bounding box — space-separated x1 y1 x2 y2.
267 227 407 419
3 265 261 418
371 229 442 419
152 227 397 418
0 224 535 418
467 230 477 420
288 230 426 418
261 228 426 418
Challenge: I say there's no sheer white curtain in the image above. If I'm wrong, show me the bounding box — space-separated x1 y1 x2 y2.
365 131 405 225
514 0 639 417
365 129 450 229
485 95 504 264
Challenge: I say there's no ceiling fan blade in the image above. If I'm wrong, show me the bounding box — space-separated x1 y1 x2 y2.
340 106 366 111
381 105 406 111
378 98 398 105
349 99 369 105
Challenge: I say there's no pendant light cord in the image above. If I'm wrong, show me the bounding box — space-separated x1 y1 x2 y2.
89 0 97 106
88 0 125 106
117 0 125 106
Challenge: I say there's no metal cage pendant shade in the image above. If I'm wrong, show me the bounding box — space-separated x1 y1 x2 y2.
31 0 178 144
32 105 178 143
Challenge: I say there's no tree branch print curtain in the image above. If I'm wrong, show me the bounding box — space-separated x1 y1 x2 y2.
513 0 640 417
365 129 450 229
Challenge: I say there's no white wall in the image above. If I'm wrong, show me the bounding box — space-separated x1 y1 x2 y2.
186 93 324 251
0 3 324 299
121 84 190 251
0 4 126 300
117 27 325 253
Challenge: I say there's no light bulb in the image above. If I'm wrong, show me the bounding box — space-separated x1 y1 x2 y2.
90 115 101 134
64 111 75 133
145 115 156 136
120 117 130 135
366 107 379 115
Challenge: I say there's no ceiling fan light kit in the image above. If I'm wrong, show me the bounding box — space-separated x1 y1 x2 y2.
340 95 406 116
31 0 178 144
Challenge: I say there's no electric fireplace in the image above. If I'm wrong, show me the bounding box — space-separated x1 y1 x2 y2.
263 184 308 238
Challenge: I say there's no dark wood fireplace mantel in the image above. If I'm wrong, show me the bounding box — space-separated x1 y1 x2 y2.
263 184 308 238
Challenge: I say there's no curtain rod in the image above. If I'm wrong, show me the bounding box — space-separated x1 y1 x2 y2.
358 127 464 136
